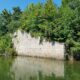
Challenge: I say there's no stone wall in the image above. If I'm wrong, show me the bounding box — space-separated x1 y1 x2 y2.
12 30 65 60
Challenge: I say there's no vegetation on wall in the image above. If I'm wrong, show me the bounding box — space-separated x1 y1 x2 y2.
0 0 80 56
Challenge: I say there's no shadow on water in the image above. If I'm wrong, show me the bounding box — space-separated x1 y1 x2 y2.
0 56 80 80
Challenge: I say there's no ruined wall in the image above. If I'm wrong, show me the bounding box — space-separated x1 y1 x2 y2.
12 30 65 60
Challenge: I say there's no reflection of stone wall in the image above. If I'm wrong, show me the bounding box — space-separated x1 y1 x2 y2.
12 30 65 60
10 57 64 80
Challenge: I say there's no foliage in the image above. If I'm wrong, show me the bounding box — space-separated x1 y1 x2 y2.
0 0 80 55
0 7 21 55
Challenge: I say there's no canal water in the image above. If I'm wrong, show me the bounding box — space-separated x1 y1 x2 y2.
0 57 80 80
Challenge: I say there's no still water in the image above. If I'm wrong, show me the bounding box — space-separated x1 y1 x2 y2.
0 57 80 80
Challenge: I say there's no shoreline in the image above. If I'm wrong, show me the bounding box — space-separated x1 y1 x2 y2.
0 54 64 61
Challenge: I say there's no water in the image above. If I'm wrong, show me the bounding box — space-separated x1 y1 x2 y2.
0 57 80 80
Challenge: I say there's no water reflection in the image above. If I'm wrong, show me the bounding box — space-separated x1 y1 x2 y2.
65 61 80 80
0 57 14 80
10 57 64 80
1 57 80 80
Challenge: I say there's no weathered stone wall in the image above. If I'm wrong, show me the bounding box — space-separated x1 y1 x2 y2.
12 30 65 60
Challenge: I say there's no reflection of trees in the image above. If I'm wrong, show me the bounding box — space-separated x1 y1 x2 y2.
0 57 15 80
65 62 80 80
29 71 64 80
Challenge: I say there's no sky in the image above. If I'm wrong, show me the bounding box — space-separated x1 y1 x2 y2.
0 0 61 12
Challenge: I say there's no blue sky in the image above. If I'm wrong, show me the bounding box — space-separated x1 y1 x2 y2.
0 0 61 12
